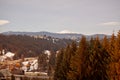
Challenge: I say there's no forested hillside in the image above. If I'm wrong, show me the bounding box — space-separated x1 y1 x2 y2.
54 31 120 80
0 34 73 59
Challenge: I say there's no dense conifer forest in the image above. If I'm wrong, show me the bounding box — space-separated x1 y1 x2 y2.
54 31 120 80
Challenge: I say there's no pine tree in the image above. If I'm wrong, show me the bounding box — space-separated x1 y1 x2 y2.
38 53 48 72
68 36 88 80
113 31 120 79
88 37 110 80
54 42 77 80
48 51 56 76
62 42 77 80
115 31 120 61
108 33 116 80
102 36 112 79
54 49 64 80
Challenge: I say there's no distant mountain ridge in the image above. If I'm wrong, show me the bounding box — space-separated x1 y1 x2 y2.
2 31 111 40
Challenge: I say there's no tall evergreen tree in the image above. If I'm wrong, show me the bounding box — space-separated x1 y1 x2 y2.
88 37 110 80
115 31 120 61
113 31 120 79
38 53 48 72
54 42 77 80
48 51 56 76
68 36 88 80
54 49 64 80
108 33 116 80
62 42 77 80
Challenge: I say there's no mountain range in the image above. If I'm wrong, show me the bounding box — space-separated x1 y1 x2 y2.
1 31 111 40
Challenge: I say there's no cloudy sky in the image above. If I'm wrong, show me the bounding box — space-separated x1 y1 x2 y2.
0 0 120 35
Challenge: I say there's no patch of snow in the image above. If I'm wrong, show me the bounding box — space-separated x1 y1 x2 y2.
30 59 38 71
44 50 51 56
40 72 47 75
34 62 38 70
21 66 28 72
53 39 55 43
29 65 34 71
0 56 7 61
22 59 38 72
22 61 29 66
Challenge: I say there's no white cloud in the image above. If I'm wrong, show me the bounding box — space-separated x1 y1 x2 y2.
57 30 78 34
100 22 120 26
0 20 10 25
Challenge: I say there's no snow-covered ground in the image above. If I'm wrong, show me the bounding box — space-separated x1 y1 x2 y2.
21 59 38 72
25 71 47 76
44 50 51 58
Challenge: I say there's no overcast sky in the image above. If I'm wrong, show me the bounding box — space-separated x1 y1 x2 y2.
0 0 120 35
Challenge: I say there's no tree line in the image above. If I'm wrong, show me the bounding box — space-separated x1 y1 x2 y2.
54 31 120 80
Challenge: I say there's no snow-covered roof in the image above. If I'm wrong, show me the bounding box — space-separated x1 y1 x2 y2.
5 52 15 58
0 52 15 62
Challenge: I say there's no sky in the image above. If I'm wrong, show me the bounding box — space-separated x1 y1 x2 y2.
0 0 120 35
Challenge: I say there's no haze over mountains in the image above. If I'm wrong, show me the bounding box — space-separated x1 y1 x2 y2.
2 31 111 40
